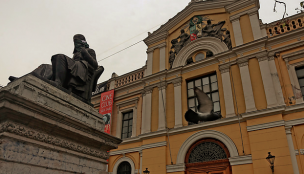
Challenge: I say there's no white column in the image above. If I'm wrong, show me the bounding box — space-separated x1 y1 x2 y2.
258 57 278 108
116 106 122 138
159 46 166 72
144 90 152 133
131 101 138 137
139 150 143 174
268 56 285 105
174 80 183 128
158 85 166 131
141 94 146 134
231 18 244 46
239 61 257 112
145 51 153 77
220 68 235 117
285 126 300 174
249 12 262 40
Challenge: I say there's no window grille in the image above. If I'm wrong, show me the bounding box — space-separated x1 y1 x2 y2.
121 111 133 139
187 73 220 115
188 141 227 163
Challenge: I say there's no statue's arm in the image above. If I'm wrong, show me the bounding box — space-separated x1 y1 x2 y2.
81 48 98 69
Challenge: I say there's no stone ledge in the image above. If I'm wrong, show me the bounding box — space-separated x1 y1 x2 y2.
229 155 253 166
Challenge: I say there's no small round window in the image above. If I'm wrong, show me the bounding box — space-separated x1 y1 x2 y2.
195 53 205 61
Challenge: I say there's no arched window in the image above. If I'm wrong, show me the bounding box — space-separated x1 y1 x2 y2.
185 139 231 174
117 161 131 174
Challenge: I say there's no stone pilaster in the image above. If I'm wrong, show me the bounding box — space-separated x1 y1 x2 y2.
145 51 153 77
238 60 256 112
231 18 243 46
141 88 152 134
268 56 285 105
220 66 235 117
285 126 300 174
158 83 167 131
258 56 278 108
249 11 262 40
173 78 183 128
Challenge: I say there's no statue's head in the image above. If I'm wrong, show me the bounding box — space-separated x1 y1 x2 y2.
207 20 211 25
181 29 185 33
73 34 89 54
73 34 86 42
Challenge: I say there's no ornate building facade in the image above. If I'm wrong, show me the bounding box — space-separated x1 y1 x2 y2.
92 0 304 173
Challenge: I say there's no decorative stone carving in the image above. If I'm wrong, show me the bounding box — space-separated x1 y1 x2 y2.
169 17 232 69
186 57 194 65
0 121 110 159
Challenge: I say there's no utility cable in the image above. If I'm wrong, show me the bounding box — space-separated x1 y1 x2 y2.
228 58 245 155
97 40 143 62
97 21 168 62
160 78 174 165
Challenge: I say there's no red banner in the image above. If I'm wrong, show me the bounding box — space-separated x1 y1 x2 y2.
99 90 114 134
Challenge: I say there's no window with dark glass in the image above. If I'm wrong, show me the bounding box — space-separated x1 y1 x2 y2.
117 161 131 174
296 66 304 99
187 73 220 114
121 111 133 139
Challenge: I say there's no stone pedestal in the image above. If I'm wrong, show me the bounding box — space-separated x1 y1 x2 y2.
0 75 122 174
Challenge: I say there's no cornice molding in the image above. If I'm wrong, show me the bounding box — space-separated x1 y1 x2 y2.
232 37 267 55
0 121 110 160
219 59 236 73
247 120 285 132
225 0 259 13
166 164 186 173
144 31 168 47
116 97 139 109
147 42 167 53
267 27 304 48
114 89 143 101
229 7 259 22
110 141 167 156
229 155 253 166
268 40 304 58
282 49 304 63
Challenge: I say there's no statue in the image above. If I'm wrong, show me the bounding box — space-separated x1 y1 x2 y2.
169 50 176 69
9 34 104 104
223 30 232 50
202 20 226 37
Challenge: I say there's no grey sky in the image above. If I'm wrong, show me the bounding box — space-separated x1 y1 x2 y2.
0 0 301 87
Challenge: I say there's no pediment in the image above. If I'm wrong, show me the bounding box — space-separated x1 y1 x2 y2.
144 0 259 46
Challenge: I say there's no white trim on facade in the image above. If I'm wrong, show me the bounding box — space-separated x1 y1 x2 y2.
112 157 137 174
176 130 239 164
172 37 228 68
246 120 285 132
229 155 253 166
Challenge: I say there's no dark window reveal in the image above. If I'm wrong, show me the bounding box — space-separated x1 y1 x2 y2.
187 73 220 114
117 161 131 174
121 111 133 139
296 66 304 99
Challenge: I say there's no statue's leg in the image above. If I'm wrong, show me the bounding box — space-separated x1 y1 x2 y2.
51 54 68 87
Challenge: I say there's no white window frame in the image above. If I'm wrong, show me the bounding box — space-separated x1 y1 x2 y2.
112 156 137 174
283 50 304 104
116 97 139 139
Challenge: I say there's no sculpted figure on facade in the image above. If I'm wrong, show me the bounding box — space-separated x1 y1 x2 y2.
9 34 103 103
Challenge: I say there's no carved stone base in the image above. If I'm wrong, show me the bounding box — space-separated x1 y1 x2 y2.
0 75 122 174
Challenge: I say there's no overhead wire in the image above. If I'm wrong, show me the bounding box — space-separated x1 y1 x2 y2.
97 21 167 62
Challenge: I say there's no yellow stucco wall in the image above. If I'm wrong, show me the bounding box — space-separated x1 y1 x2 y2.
248 58 267 110
240 14 254 44
166 83 175 128
230 64 246 114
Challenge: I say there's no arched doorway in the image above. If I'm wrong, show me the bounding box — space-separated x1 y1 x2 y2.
117 161 132 174
185 139 232 174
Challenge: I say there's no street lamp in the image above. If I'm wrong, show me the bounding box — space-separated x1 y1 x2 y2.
266 152 275 173
143 168 150 174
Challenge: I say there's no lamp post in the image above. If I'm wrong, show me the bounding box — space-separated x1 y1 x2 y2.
266 152 275 174
143 168 150 174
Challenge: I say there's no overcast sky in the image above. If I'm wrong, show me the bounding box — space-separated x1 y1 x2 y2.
0 0 300 87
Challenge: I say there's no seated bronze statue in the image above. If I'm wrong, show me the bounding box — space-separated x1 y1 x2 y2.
9 34 104 104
